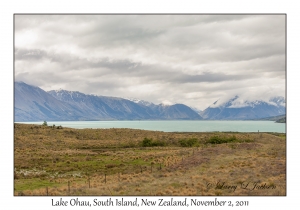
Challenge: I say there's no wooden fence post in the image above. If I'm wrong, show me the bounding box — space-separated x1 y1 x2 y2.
105 174 106 184
68 181 70 194
46 186 48 196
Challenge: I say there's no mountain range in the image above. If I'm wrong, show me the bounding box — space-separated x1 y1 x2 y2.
14 81 202 121
14 81 286 122
201 95 285 120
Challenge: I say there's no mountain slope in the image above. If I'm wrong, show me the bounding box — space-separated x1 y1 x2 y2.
14 81 202 121
276 116 286 123
201 96 286 120
151 104 202 120
48 90 203 120
258 114 286 121
14 81 84 121
48 90 155 120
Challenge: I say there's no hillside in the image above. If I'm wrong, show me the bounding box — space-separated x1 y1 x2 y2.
276 116 286 123
258 114 286 122
14 81 84 121
15 81 202 121
14 81 285 121
201 96 285 120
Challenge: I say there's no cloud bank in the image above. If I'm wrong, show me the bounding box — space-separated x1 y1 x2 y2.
15 15 286 109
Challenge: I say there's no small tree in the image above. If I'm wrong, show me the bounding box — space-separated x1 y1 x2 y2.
42 121 48 126
142 138 152 147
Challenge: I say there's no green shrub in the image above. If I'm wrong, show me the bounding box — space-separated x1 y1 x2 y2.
141 138 166 147
206 135 238 144
142 138 152 147
179 138 199 147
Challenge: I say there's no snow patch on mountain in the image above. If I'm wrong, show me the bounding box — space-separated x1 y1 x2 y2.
190 107 202 113
126 98 155 107
209 95 285 109
161 100 173 106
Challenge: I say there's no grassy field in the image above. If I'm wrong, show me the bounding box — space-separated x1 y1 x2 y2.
14 123 286 196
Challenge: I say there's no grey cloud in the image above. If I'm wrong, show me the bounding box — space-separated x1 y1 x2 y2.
14 15 286 110
170 72 255 83
15 48 47 60
15 48 142 72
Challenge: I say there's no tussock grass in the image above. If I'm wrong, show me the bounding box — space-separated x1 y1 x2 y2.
14 123 286 196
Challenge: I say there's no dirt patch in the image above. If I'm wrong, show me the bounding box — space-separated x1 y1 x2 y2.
235 142 261 150
169 153 210 170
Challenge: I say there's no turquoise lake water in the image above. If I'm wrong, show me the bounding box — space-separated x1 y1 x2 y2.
18 120 286 133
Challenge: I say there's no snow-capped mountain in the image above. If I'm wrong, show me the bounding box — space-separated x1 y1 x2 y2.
126 98 156 107
201 95 286 120
154 103 202 120
269 96 285 107
15 81 284 121
14 81 84 121
14 81 202 121
126 98 202 120
48 89 154 120
190 107 202 115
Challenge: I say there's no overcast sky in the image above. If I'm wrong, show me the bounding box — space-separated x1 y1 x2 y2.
14 14 286 110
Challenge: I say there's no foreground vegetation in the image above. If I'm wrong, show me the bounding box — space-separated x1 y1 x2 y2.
14 123 286 196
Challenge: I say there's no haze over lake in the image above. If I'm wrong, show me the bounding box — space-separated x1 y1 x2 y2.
19 120 286 133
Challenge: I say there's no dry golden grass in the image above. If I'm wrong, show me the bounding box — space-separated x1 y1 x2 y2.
14 123 286 196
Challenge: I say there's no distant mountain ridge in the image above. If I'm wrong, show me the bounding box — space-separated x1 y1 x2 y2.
201 95 286 120
48 89 202 120
257 114 286 123
15 81 202 121
14 81 285 122
258 114 286 121
14 81 82 121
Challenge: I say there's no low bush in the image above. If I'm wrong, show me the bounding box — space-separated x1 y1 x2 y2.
141 138 166 147
178 138 199 147
206 135 238 144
